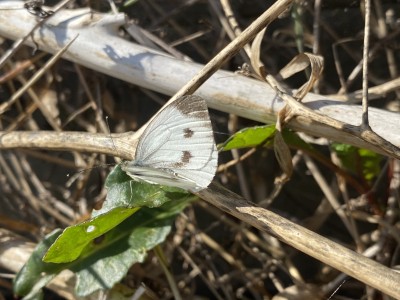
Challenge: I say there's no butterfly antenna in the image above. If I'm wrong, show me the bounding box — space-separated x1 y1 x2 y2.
65 117 121 183
66 116 119 180
327 279 346 300
105 116 118 157
66 162 116 180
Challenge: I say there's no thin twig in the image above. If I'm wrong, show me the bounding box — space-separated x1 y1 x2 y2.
168 0 293 102
266 75 400 159
1 2 398 156
0 0 73 69
199 183 400 299
361 0 371 129
0 35 79 118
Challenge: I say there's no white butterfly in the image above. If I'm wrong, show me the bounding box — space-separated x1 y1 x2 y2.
121 95 218 192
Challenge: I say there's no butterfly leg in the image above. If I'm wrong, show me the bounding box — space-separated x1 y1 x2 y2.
129 180 134 202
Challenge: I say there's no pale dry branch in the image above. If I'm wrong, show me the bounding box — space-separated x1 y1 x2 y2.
1 1 400 298
199 183 400 299
0 1 399 156
0 131 138 160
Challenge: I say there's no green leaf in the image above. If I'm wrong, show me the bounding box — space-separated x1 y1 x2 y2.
43 206 140 263
73 199 189 296
16 198 193 298
16 166 195 298
331 143 382 182
219 125 316 152
219 125 276 151
13 229 65 299
99 165 188 215
220 125 331 163
44 166 190 263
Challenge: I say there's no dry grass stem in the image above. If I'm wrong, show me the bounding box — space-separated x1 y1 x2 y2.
1 0 400 298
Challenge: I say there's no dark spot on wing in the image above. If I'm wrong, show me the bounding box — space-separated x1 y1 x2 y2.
183 128 194 138
173 151 193 168
172 95 209 119
182 150 192 163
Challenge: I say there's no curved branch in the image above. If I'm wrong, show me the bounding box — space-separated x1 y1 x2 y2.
200 183 400 299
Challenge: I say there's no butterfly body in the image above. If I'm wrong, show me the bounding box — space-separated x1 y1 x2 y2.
121 95 217 192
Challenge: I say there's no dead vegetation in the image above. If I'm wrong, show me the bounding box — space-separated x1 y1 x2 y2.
1 0 400 299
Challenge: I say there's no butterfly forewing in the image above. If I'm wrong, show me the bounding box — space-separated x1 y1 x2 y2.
122 95 217 191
